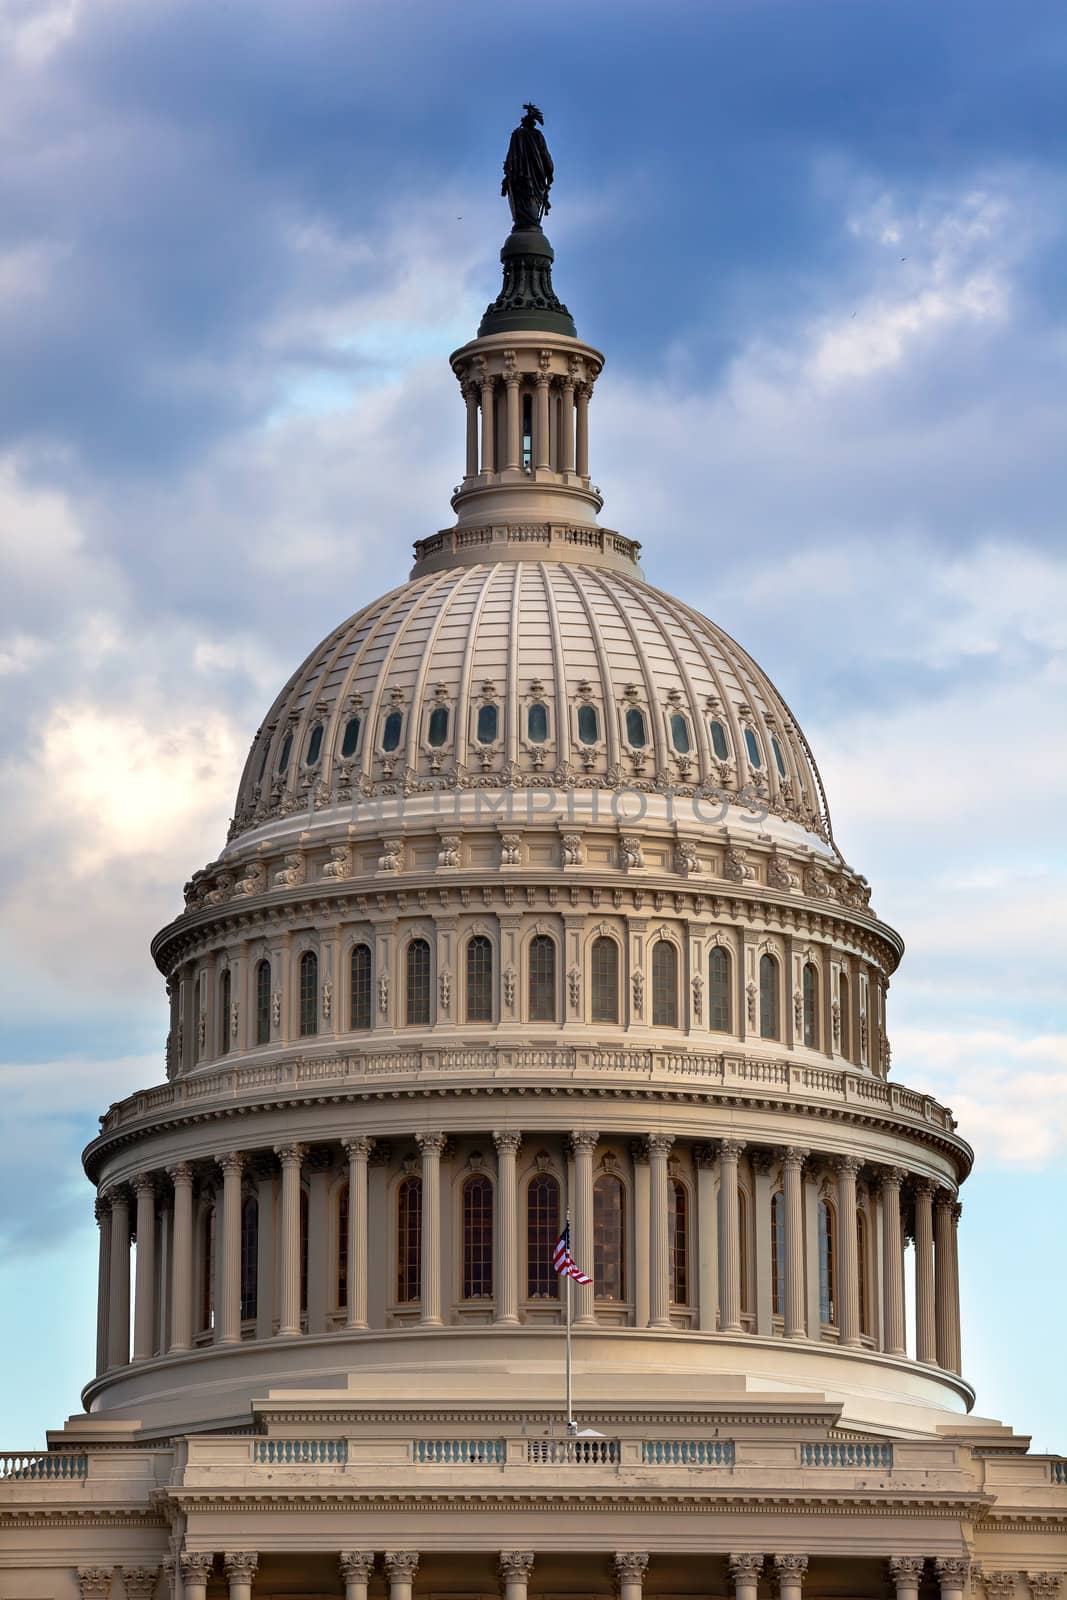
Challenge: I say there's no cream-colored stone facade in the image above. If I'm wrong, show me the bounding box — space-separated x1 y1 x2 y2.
2 160 1063 1600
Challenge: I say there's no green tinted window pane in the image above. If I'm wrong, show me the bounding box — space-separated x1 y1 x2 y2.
710 720 729 760
477 703 499 744
278 732 292 774
382 710 403 751
341 716 361 758
670 713 690 753
577 704 598 745
427 706 449 747
625 707 647 748
772 736 786 778
744 727 762 767
305 723 323 765
527 702 548 743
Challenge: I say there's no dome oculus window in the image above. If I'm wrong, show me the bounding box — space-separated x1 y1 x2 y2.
340 716 361 759
527 702 548 744
771 735 786 779
577 703 599 745
427 705 449 748
476 703 499 744
709 719 729 761
625 707 647 748
669 713 691 754
277 732 293 774
304 723 323 766
382 710 404 752
744 726 762 768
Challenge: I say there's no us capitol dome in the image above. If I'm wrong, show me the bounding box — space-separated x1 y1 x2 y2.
2 109 1064 1600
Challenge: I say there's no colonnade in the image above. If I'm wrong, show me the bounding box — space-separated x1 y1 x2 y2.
460 368 592 481
93 1133 962 1379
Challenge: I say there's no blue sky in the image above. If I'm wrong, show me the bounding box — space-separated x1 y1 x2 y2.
0 0 1064 1446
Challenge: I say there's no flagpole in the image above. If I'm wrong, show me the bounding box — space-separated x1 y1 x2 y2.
565 1213 574 1435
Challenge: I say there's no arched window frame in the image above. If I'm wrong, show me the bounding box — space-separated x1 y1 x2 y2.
670 1176 690 1307
593 1169 628 1304
708 943 731 1033
460 1171 494 1301
255 958 272 1046
818 1196 837 1327
621 702 649 751
588 932 621 1024
403 934 434 1027
574 699 601 749
525 700 550 746
526 930 558 1024
651 937 679 1028
759 951 780 1040
802 959 819 1049
298 948 318 1038
339 713 362 761
380 707 405 755
524 1168 561 1301
349 941 372 1031
395 1173 423 1305
464 932 495 1024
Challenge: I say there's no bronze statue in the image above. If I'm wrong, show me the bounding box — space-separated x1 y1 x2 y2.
501 103 554 231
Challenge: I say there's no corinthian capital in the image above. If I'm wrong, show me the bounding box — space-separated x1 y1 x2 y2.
773 1556 808 1588
569 1129 600 1153
613 1553 649 1587
493 1131 523 1156
499 1552 535 1583
77 1572 114 1600
888 1558 927 1587
178 1556 213 1587
416 1132 447 1158
729 1556 765 1583
223 1555 258 1582
936 1560 972 1589
121 1569 159 1600
384 1553 420 1581
339 1553 375 1582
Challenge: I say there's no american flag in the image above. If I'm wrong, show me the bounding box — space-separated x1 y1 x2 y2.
553 1222 592 1284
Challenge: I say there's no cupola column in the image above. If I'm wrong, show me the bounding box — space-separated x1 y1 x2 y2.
575 382 591 478
950 1201 963 1372
782 1147 807 1340
561 370 576 474
613 1554 649 1600
493 1131 522 1326
480 377 496 474
106 1186 131 1368
934 1189 959 1372
534 365 551 470
217 1153 246 1345
132 1174 157 1361
463 383 480 479
834 1155 863 1347
94 1196 112 1377
275 1143 306 1337
879 1166 907 1356
168 1162 194 1352
343 1137 373 1330
718 1139 745 1333
504 358 521 471
417 1133 446 1327
648 1134 674 1328
913 1179 937 1363
570 1130 599 1327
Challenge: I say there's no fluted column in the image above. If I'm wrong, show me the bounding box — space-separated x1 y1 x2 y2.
914 1178 937 1363
493 1131 522 1326
180 1555 212 1600
340 1555 374 1600
168 1162 194 1352
695 1145 718 1330
718 1140 744 1333
132 1175 157 1361
224 1554 257 1600
774 1556 808 1600
343 1137 373 1330
499 1553 534 1600
480 378 495 473
384 1552 419 1600
880 1166 906 1356
935 1189 958 1371
534 369 551 470
935 1558 970 1600
950 1201 963 1372
560 374 575 473
217 1153 245 1345
782 1147 807 1340
94 1196 112 1377
417 1133 446 1327
614 1554 649 1600
275 1142 306 1337
570 1130 599 1326
889 1557 925 1600
648 1134 673 1328
575 383 591 477
834 1155 862 1347
504 367 521 471
729 1555 764 1600
463 383 479 479
107 1186 131 1368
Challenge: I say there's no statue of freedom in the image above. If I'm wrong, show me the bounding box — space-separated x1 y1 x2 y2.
501 103 554 230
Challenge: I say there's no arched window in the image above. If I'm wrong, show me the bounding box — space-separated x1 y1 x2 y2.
255 959 271 1046
738 1188 750 1314
396 1176 422 1303
466 935 494 1022
218 967 231 1056
709 946 731 1032
771 1191 785 1317
305 722 324 766
382 709 403 752
299 1188 309 1315
857 1207 870 1336
577 703 599 745
526 1172 560 1299
427 705 449 747
240 1194 258 1321
818 1199 837 1325
336 1182 349 1309
299 951 318 1037
839 970 851 1062
670 713 691 754
709 719 729 760
625 706 647 748
759 953 779 1040
593 1173 626 1301
744 727 762 768
803 961 819 1048
462 1174 494 1300
528 934 557 1022
670 1179 689 1305
405 939 431 1026
278 731 293 774
350 943 372 1031
199 1204 215 1332
340 715 361 759
652 940 678 1027
527 702 548 743
476 703 499 744
771 735 787 778
590 936 619 1023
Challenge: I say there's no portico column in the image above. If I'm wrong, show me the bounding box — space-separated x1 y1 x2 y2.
888 1557 925 1600
94 1196 112 1377
648 1134 674 1328
913 1178 937 1363
343 1137 373 1330
879 1166 907 1356
132 1175 157 1361
499 1553 534 1600
217 1153 245 1345
935 1189 958 1371
774 1556 808 1600
179 1554 213 1600
534 368 551 469
340 1554 375 1600
570 1130 599 1326
718 1139 745 1333
168 1162 194 1352
223 1554 258 1600
935 1558 970 1600
493 1131 522 1326
575 383 591 477
107 1186 131 1368
613 1554 649 1600
480 378 496 473
782 1147 807 1340
463 382 480 479
384 1552 419 1600
729 1555 764 1600
834 1154 862 1347
275 1142 306 1337
417 1133 446 1327
504 364 521 470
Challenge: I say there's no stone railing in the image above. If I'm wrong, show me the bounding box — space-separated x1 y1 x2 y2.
96 1047 956 1139
413 1439 504 1465
251 1439 348 1465
0 1452 89 1481
412 524 641 569
800 1441 893 1468
641 1439 735 1466
526 1438 620 1465
1050 1459 1067 1485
